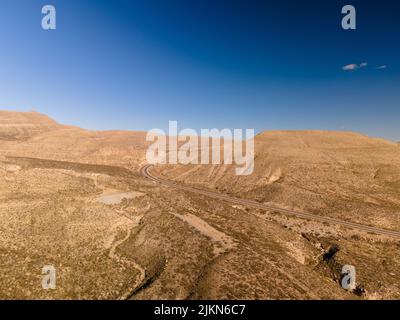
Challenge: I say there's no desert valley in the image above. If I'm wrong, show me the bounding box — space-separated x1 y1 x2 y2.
0 110 399 300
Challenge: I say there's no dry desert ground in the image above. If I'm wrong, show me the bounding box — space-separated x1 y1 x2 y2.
0 110 399 300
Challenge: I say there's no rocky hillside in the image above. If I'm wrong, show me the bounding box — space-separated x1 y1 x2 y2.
0 110 63 141
0 110 148 168
154 130 400 230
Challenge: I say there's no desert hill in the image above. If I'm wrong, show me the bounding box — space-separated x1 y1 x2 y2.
0 111 148 167
0 110 63 141
154 130 400 230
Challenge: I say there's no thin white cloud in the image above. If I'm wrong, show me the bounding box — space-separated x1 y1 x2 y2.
342 64 359 71
377 65 387 69
342 62 368 71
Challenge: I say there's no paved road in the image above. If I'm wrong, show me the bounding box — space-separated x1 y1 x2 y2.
141 164 400 240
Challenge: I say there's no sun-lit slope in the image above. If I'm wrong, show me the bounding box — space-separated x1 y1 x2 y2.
0 110 63 141
0 157 148 299
1 112 399 299
121 187 354 300
0 111 149 168
154 131 400 230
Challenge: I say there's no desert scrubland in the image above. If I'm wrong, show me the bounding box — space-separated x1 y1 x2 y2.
0 110 399 299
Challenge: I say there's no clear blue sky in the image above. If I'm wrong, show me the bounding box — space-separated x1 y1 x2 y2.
0 0 399 140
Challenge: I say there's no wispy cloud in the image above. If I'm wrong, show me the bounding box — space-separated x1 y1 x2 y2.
343 62 388 72
342 62 368 71
342 64 358 71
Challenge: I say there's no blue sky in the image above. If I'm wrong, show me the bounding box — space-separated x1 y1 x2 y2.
0 0 399 140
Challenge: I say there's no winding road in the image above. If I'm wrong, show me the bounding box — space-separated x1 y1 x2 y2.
140 164 400 240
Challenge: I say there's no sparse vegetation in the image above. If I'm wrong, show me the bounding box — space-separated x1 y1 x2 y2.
1 111 399 300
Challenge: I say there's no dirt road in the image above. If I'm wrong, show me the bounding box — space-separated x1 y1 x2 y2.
140 164 400 240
